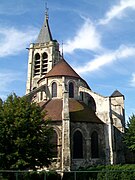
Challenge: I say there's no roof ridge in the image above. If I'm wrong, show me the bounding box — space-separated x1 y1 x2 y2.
44 59 81 78
111 89 124 97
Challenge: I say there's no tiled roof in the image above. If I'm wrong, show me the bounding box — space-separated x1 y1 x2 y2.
40 99 103 124
69 99 103 123
38 59 90 90
45 59 81 78
40 99 62 121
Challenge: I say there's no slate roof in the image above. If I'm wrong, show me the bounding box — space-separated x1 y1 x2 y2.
36 15 52 43
111 90 124 98
40 99 103 124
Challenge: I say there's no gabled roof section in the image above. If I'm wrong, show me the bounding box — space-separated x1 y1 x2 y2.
45 59 81 78
111 90 124 98
36 13 53 43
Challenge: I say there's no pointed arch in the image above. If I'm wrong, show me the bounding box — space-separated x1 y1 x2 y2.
34 53 40 76
91 131 99 158
88 94 96 112
73 130 83 159
42 52 48 75
52 82 57 97
35 53 40 60
42 52 48 59
80 92 84 101
50 130 58 157
69 82 74 98
40 91 43 100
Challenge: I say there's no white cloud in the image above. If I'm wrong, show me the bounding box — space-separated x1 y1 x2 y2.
99 0 135 25
0 71 23 92
75 45 135 74
130 73 135 87
0 71 24 100
0 26 38 57
63 18 101 53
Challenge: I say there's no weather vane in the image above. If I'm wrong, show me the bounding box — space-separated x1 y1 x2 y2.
45 0 49 19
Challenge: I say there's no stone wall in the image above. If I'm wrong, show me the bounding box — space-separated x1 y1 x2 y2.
70 122 106 170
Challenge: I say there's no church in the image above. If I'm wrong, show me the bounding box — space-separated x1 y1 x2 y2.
25 10 125 171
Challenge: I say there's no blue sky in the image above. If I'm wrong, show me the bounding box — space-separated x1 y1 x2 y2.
0 0 135 121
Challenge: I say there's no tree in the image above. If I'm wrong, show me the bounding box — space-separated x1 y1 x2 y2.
0 93 53 170
124 114 135 151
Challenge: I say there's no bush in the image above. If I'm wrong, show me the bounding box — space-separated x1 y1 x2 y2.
96 165 135 180
1 165 135 180
0 171 61 180
71 165 135 180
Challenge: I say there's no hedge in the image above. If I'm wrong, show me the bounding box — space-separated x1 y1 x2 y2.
1 165 135 180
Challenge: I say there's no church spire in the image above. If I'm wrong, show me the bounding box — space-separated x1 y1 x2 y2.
36 5 53 43
45 2 49 20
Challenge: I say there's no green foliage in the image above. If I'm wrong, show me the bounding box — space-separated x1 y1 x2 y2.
0 171 61 180
97 164 135 180
76 164 135 180
0 165 135 180
62 172 74 180
0 93 53 170
124 114 135 151
19 171 61 180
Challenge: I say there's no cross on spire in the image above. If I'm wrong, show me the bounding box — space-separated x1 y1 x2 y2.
36 0 52 43
45 1 49 20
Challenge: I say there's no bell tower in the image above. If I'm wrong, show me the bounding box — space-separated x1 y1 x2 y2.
26 9 61 94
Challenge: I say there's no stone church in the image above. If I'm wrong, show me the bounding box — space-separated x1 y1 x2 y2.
25 11 125 171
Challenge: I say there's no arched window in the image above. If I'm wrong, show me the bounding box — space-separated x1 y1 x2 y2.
73 130 83 159
34 53 40 76
88 94 96 112
50 130 58 157
52 82 57 97
91 131 99 158
35 53 40 60
42 52 48 75
40 91 43 100
69 82 74 98
80 92 84 101
42 52 48 59
32 87 37 98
